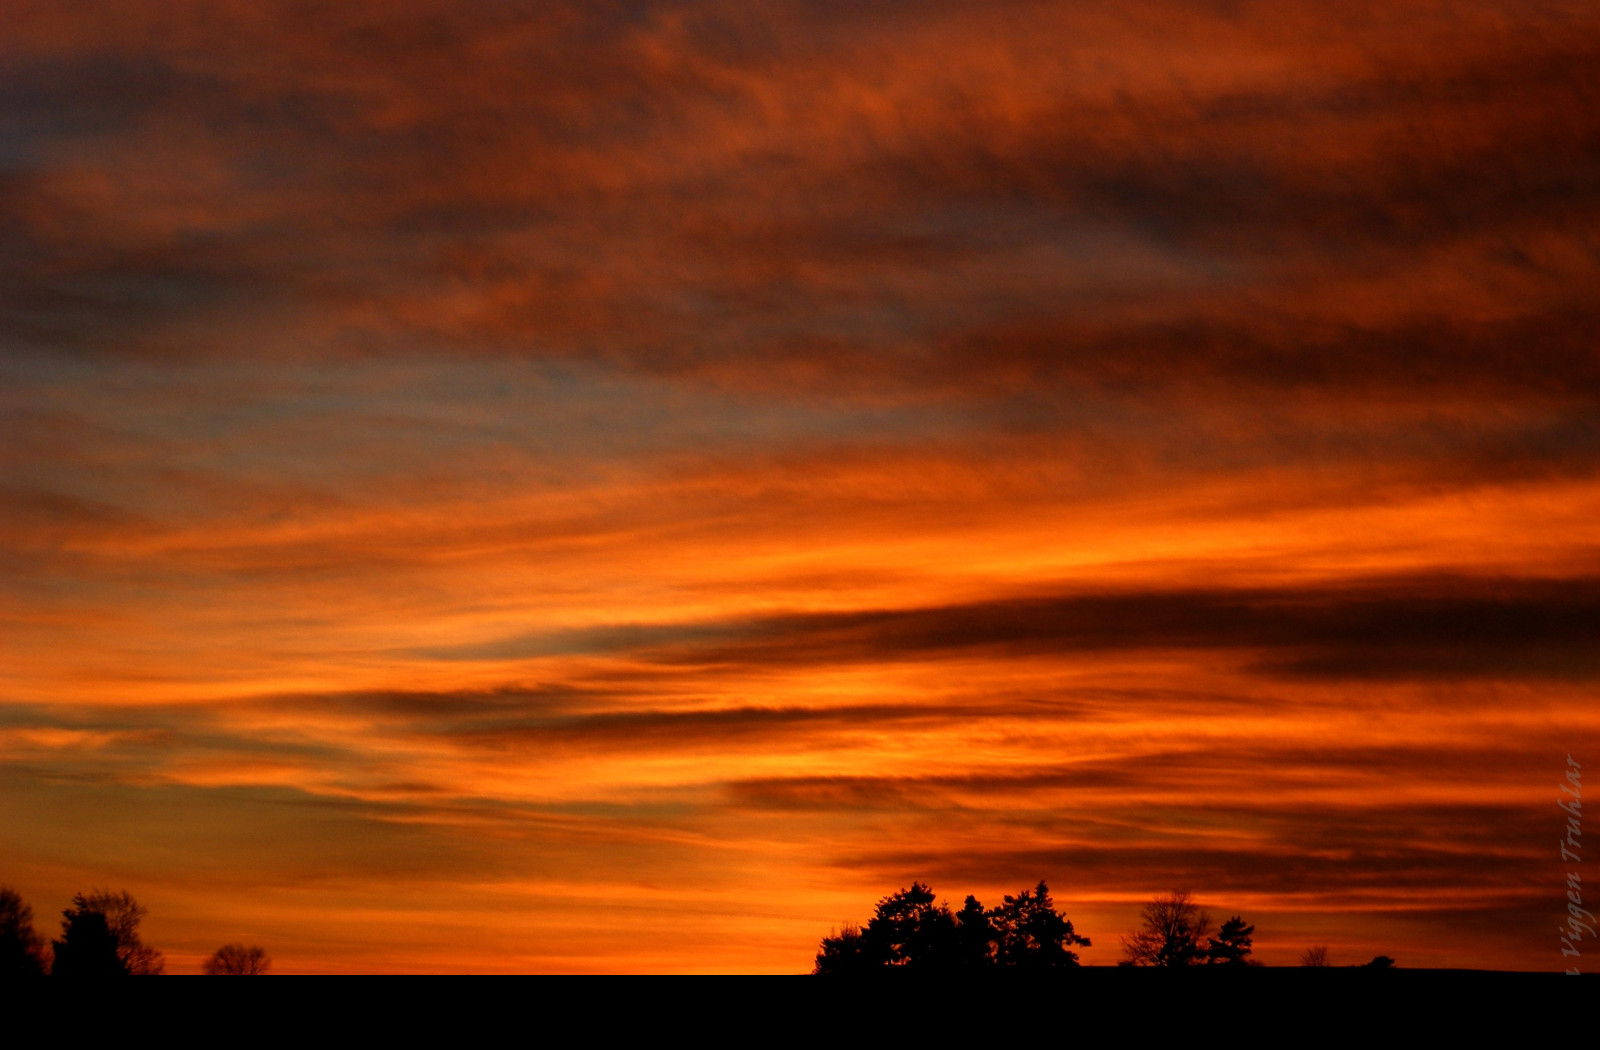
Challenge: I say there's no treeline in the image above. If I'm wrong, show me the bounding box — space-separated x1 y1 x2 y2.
1 886 269 976
815 883 1398 972
814 880 1095 972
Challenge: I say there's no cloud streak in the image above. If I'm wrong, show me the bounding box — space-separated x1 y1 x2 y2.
428 574 1600 682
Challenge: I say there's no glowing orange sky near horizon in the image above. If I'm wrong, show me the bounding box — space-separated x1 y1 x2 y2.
3 0 1597 972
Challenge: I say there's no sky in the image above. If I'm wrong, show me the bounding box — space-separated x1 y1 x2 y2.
2 0 1596 973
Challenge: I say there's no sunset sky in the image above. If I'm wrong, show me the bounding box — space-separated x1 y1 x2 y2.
3 0 1596 972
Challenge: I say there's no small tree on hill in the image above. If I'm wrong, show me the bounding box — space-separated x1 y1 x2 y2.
204 943 271 975
1300 945 1330 967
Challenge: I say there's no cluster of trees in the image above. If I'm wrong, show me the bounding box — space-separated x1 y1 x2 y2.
1118 889 1255 967
814 884 1260 972
1 886 269 976
814 882 1405 972
814 880 1092 972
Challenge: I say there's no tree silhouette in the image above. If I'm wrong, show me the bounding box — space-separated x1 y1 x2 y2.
989 881 1091 968
0 887 48 977
1205 915 1255 966
1300 945 1330 967
52 891 163 976
813 922 874 974
1363 955 1396 969
52 909 123 977
204 943 271 975
858 882 959 970
954 894 996 969
814 880 1091 973
814 883 957 972
1121 890 1213 967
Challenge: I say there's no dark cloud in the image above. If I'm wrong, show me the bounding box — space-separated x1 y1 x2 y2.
440 701 1028 751
3 0 1595 419
440 574 1600 680
252 683 603 722
726 741 1566 812
836 801 1549 897
228 686 1102 751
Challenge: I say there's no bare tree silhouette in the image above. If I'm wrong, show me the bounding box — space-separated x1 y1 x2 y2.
1300 944 1330 967
1121 890 1212 967
204 943 271 975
